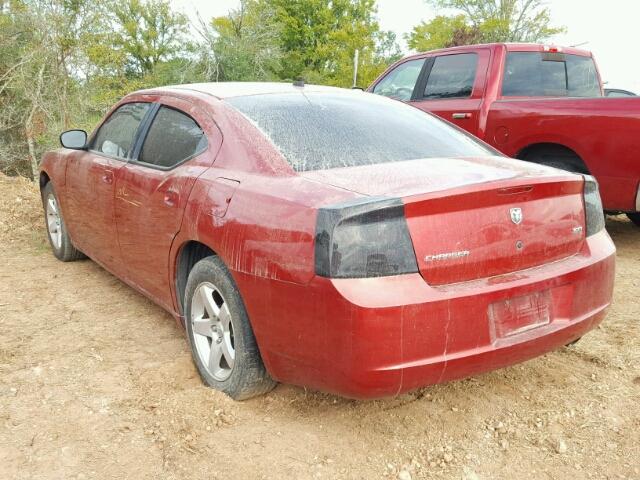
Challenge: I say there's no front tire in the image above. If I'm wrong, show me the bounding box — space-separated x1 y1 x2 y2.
184 256 276 400
627 213 640 227
41 182 85 262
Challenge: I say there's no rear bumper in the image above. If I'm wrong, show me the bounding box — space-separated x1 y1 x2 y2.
240 230 615 400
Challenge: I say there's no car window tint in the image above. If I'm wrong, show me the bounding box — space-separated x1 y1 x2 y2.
227 92 494 172
92 103 150 159
139 107 207 168
372 59 425 101
503 52 601 97
424 54 478 99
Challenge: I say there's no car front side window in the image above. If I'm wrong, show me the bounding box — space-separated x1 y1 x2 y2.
91 102 151 160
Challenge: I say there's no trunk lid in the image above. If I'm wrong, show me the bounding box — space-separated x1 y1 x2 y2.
303 157 586 285
301 156 553 197
403 177 585 285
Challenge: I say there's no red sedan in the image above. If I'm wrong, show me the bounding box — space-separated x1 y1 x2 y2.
39 83 615 400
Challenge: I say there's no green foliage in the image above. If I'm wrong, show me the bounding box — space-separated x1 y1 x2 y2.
0 0 402 178
200 0 282 81
202 0 400 87
263 0 398 86
407 14 480 51
408 0 565 51
112 0 190 76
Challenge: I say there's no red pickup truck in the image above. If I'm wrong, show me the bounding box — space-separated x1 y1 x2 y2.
369 43 640 226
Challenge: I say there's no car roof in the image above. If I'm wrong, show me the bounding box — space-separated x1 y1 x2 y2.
146 82 348 100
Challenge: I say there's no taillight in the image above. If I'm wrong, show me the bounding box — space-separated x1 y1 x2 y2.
583 175 605 237
315 197 418 278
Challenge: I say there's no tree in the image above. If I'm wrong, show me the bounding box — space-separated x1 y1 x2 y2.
0 0 112 178
0 0 403 180
112 0 189 76
407 14 481 51
197 0 282 82
261 0 400 87
408 0 565 51
200 0 400 87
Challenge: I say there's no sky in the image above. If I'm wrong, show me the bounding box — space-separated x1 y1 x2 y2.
172 0 640 92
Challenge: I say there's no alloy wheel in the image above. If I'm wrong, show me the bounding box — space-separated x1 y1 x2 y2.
190 282 236 381
46 194 62 250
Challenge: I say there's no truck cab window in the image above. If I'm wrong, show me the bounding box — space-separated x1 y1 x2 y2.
503 52 601 97
424 53 478 99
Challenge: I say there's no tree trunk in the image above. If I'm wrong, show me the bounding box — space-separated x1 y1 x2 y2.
25 64 45 182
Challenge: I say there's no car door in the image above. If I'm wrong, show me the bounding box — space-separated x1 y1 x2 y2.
113 99 219 310
64 102 152 271
410 49 491 136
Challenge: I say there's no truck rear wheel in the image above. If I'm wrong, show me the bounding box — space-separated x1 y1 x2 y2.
627 213 640 227
520 146 588 174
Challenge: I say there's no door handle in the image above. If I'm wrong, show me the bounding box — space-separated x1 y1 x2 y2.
452 112 472 119
163 189 179 207
101 171 114 184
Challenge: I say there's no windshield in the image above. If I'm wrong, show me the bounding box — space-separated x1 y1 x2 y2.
227 91 494 172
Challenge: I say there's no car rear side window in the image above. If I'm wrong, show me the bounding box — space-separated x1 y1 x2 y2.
139 107 207 168
424 53 478 99
227 92 494 172
92 102 151 159
502 52 601 97
372 59 425 101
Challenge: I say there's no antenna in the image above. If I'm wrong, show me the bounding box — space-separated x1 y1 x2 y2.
570 41 589 48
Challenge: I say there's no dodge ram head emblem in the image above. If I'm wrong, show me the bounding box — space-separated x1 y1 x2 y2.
510 207 523 225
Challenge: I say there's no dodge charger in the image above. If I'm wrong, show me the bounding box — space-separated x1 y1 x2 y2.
39 83 616 400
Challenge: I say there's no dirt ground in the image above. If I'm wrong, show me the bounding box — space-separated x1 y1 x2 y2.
0 173 638 480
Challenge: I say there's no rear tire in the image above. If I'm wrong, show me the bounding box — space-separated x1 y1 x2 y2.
627 213 640 227
184 256 276 400
41 182 85 262
521 149 588 174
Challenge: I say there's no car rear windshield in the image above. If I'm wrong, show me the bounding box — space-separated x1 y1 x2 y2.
227 92 494 172
502 52 601 97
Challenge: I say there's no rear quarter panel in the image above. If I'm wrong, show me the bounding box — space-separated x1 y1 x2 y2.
172 166 360 378
485 97 640 211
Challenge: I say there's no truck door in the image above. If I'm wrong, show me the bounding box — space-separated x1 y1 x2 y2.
410 49 491 136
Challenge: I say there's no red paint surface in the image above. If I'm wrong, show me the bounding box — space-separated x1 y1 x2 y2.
40 84 616 399
369 43 640 213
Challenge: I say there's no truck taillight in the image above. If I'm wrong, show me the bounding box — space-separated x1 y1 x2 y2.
314 197 418 278
543 45 562 53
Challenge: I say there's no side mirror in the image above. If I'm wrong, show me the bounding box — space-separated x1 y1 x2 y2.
60 129 87 150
